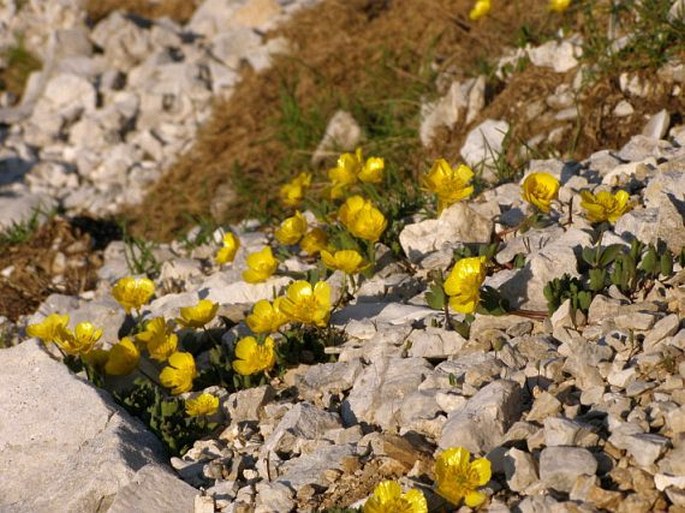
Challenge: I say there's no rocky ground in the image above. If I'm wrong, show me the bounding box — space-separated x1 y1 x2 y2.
1 1 685 513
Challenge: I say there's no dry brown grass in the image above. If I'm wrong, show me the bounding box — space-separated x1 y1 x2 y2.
0 218 104 321
85 0 202 23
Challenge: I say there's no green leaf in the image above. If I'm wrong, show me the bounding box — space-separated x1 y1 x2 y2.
660 251 674 277
639 246 658 275
426 283 446 311
582 246 597 267
589 268 606 292
599 244 624 267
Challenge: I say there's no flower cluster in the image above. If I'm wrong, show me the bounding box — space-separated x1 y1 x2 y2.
328 148 384 198
521 171 632 225
338 195 387 242
279 172 312 208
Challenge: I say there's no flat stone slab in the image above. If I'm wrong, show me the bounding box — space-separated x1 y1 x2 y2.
0 340 184 513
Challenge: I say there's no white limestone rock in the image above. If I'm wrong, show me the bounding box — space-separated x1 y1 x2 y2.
439 380 524 453
399 202 493 264
460 119 510 168
342 357 433 430
0 341 170 513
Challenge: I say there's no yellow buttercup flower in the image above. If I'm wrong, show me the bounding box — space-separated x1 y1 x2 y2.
328 149 362 199
469 0 491 20
424 159 474 213
111 276 155 313
321 249 369 275
54 321 103 355
160 351 197 395
279 172 312 208
185 393 219 417
338 195 387 242
243 246 278 283
275 211 308 245
300 227 329 256
216 232 240 265
358 156 385 184
105 337 140 376
26 313 70 344
232 336 277 376
363 481 428 513
136 317 177 362
177 299 219 329
444 257 487 314
580 189 631 224
435 447 492 508
279 280 331 327
246 298 289 334
549 0 571 12
521 172 560 213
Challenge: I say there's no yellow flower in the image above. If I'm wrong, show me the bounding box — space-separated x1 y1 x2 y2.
136 317 177 362
328 149 362 198
178 299 219 329
363 481 428 513
275 211 308 245
111 276 155 313
338 195 387 242
105 337 140 376
521 172 560 213
160 351 197 395
423 159 474 213
216 232 240 265
246 298 289 334
300 227 329 256
469 0 491 20
243 246 278 283
435 447 492 508
55 321 103 355
232 336 277 376
26 313 70 344
580 189 631 224
321 249 369 275
185 393 219 417
279 172 311 208
444 257 487 314
358 156 385 184
549 0 571 12
279 280 331 327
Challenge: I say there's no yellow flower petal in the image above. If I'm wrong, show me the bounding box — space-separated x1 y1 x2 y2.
216 232 240 264
185 393 219 417
105 337 140 376
178 299 218 328
279 280 331 327
521 172 560 213
275 211 308 245
243 246 278 283
112 276 155 313
232 336 277 376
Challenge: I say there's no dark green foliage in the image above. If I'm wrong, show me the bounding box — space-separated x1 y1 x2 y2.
116 378 216 456
544 274 593 315
545 238 679 314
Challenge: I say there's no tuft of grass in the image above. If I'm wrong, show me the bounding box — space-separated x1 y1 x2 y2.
0 207 49 247
120 222 161 277
580 0 685 78
0 37 41 102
